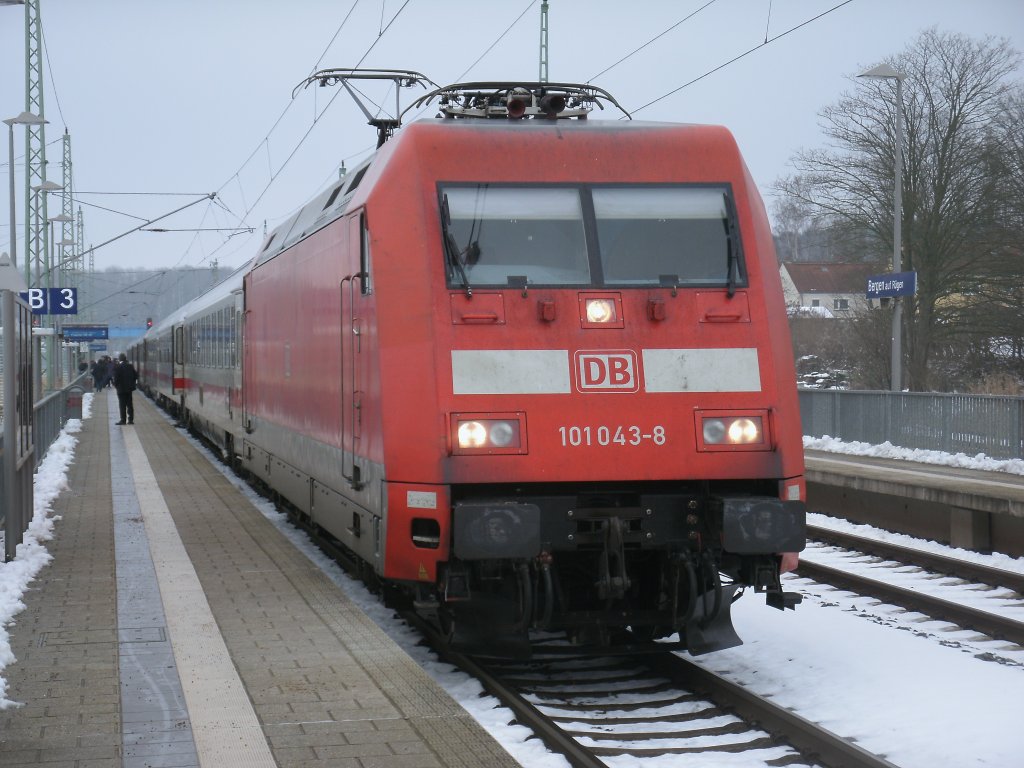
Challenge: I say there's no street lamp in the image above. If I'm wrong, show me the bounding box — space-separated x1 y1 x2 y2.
30 180 62 390
45 216 75 388
46 213 74 292
31 179 61 280
3 111 46 273
859 63 906 392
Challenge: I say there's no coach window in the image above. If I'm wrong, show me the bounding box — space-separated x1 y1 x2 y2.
218 308 226 367
224 308 232 367
232 311 240 368
441 185 590 287
211 310 219 367
593 186 743 287
213 310 220 367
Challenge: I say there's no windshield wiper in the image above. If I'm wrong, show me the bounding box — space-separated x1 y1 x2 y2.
723 196 741 298
441 194 473 297
446 232 473 297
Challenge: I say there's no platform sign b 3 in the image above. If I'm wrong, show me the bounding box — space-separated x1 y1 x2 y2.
18 287 78 315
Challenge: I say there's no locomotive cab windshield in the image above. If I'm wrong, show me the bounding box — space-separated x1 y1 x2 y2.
439 183 747 290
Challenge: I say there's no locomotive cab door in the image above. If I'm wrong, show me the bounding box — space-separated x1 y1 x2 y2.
241 285 253 433
340 211 369 489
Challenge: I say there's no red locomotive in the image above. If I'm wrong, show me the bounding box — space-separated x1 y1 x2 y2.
133 74 805 655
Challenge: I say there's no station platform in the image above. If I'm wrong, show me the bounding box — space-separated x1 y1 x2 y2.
805 448 1024 556
0 390 522 768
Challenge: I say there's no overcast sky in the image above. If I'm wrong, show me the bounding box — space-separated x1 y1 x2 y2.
1 0 1022 276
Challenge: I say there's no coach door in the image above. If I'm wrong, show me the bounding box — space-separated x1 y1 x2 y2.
340 212 368 490
173 324 185 395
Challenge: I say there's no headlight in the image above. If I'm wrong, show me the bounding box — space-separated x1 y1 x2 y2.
457 421 489 448
585 298 617 324
453 414 525 454
703 418 727 444
579 293 623 328
698 413 768 450
727 417 761 444
488 420 516 447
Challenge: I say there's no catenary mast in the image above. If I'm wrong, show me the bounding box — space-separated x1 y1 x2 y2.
539 1 549 83
23 0 47 290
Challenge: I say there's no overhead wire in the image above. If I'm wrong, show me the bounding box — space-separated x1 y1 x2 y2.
40 24 67 129
398 0 537 129
630 0 856 115
215 0 413 230
452 1 538 83
137 0 375 289
587 0 721 83
217 1 364 199
65 0 851 284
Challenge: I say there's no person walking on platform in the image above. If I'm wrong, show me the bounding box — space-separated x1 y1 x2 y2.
113 353 139 425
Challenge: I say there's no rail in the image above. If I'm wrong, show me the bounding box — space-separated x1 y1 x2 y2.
799 389 1024 460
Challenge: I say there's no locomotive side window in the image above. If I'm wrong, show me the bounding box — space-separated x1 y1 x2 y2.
360 213 372 296
442 186 590 287
593 187 740 287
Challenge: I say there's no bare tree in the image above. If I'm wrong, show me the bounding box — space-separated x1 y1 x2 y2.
775 29 1022 391
771 192 811 263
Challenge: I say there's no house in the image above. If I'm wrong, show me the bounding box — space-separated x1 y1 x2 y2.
779 261 883 315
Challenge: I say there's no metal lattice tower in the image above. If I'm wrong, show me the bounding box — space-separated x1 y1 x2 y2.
75 208 85 267
539 1 549 83
76 207 90 322
23 0 48 289
60 131 79 273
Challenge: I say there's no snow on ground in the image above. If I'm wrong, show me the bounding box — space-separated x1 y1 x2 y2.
1 403 1023 767
805 434 1024 476
692 577 1024 768
0 393 90 708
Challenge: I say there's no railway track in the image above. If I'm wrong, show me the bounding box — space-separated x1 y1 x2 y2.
274 490 912 768
255 460 1012 768
806 524 1024 594
404 611 899 768
802 524 1024 646
201 421 1014 767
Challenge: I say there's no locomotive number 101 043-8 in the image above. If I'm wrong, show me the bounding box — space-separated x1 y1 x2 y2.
557 425 667 447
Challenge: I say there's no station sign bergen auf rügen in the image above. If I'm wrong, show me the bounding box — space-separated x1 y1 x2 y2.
866 271 917 299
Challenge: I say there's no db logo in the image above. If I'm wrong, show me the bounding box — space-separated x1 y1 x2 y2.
574 350 639 392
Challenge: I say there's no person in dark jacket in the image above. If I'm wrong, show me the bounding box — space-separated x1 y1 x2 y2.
112 353 139 425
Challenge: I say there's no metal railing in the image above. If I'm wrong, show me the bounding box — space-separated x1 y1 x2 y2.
799 389 1024 460
33 373 88 464
1 370 89 561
